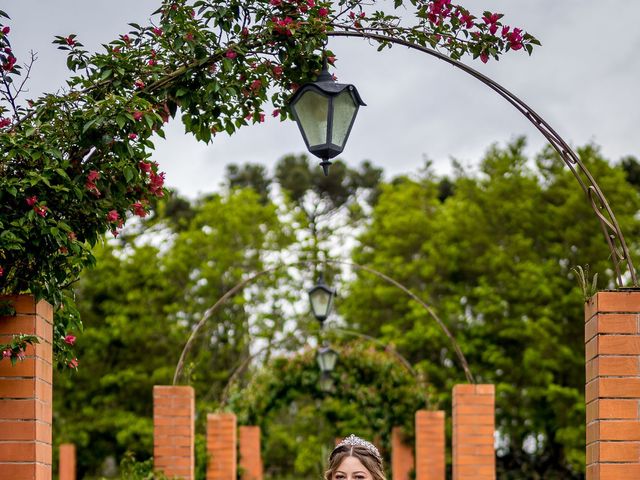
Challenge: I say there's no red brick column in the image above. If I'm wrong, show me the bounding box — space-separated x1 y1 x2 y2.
452 384 495 480
207 412 237 480
415 410 445 480
391 427 414 480
59 443 76 480
153 386 195 480
0 295 53 480
585 291 640 480
239 426 263 480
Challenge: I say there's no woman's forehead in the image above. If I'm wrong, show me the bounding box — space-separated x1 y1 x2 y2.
336 455 368 472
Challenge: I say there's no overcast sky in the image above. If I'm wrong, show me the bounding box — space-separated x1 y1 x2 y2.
7 1 640 198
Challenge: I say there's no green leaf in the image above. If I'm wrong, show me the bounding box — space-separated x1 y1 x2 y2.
123 166 135 183
83 118 98 133
116 115 127 129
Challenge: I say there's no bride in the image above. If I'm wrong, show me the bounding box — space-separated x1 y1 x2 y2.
324 434 386 480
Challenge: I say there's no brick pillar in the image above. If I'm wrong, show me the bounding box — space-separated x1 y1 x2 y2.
59 443 76 480
585 291 640 480
415 410 445 480
0 295 53 480
391 427 414 480
153 386 195 480
452 384 495 480
207 412 237 480
239 426 263 480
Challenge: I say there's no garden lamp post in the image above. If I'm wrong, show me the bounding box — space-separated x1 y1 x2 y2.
317 344 339 392
308 273 336 326
287 58 366 176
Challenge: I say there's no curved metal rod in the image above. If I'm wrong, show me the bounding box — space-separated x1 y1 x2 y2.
172 259 475 385
327 29 637 287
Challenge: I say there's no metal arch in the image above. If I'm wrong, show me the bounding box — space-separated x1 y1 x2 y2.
327 30 637 288
172 258 475 385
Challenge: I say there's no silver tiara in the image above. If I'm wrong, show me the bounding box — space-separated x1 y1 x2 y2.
336 434 381 461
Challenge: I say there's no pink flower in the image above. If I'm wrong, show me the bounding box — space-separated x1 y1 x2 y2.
327 56 336 65
318 7 329 17
64 335 76 346
65 36 76 46
134 79 145 89
148 59 156 66
2 349 10 358
86 170 101 195
111 229 120 238
35 206 47 217
270 0 282 5
133 111 144 121
480 53 489 64
131 202 147 218
132 202 147 217
225 50 237 59
250 79 262 91
128 133 138 140
259 113 265 123
272 65 283 78
272 109 280 117
2 55 16 72
152 27 163 36
106 210 120 223
482 13 500 25
241 27 249 36
307 0 315 6
26 196 38 207
0 117 11 128
459 13 474 29
121 34 130 44
68 358 79 369
149 171 166 197
501 25 510 38
139 161 152 174
489 23 498 35
17 348 25 360
2 26 9 35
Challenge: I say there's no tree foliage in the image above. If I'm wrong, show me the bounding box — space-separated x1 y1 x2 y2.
340 138 640 478
229 341 427 480
54 188 291 478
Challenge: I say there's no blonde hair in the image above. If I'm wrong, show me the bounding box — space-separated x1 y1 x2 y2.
324 444 386 480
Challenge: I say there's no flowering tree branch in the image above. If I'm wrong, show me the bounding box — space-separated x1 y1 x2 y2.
0 0 538 366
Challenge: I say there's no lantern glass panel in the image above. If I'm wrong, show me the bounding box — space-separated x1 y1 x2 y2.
309 287 333 320
330 90 358 148
293 90 329 147
317 348 339 372
319 373 334 392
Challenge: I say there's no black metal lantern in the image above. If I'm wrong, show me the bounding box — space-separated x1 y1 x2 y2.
317 345 339 392
316 345 339 373
288 59 366 176
308 273 336 325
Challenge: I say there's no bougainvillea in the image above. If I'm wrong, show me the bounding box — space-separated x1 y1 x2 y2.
0 1 538 365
